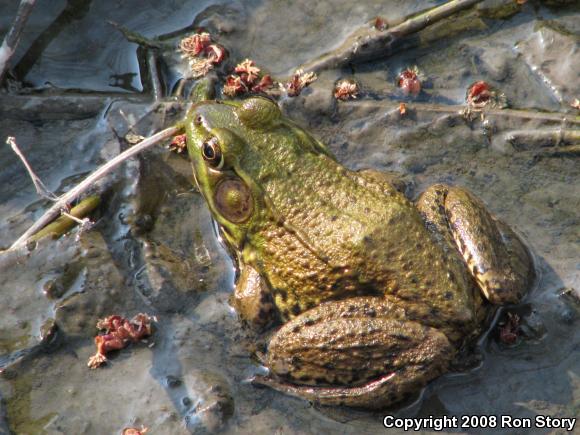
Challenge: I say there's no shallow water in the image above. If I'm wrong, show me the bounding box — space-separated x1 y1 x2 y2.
0 1 579 434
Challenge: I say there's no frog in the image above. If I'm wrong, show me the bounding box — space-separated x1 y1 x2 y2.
184 96 534 409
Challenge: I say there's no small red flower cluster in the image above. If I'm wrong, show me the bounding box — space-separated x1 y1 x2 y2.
169 134 187 153
179 32 227 78
374 17 388 31
285 69 317 97
498 312 520 345
397 68 421 96
334 79 359 101
465 80 507 111
88 313 154 369
223 59 273 97
467 81 492 107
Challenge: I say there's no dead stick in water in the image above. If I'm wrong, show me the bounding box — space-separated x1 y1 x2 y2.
300 0 486 73
344 100 580 125
8 125 181 250
0 0 37 85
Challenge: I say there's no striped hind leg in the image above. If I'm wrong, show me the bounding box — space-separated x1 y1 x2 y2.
417 184 534 305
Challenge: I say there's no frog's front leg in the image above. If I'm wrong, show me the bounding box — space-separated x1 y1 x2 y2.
233 264 276 327
254 297 454 409
417 184 534 304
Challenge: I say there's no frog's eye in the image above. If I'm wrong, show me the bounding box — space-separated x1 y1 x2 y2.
201 137 224 169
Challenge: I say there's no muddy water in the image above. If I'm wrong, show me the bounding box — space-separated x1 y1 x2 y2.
0 1 578 434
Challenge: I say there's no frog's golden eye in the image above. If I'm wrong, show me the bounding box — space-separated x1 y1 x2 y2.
201 137 224 169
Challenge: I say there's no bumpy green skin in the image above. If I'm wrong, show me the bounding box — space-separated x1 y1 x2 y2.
185 97 534 408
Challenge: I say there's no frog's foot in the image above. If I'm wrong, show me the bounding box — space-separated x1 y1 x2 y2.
252 372 402 409
260 297 454 409
417 184 534 305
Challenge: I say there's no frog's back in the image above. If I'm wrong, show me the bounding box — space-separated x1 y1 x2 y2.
248 141 479 331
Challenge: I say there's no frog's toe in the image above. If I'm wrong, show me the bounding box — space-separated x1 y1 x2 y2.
252 372 404 409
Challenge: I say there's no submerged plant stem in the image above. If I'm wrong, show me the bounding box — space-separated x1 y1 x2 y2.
29 196 101 242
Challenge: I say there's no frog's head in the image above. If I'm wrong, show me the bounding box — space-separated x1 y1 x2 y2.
185 97 285 247
186 96 335 249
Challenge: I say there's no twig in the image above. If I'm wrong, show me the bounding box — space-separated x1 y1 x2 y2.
108 20 162 49
299 0 485 73
147 50 163 100
342 100 580 125
0 0 37 85
504 129 580 150
535 144 580 157
7 136 58 201
9 125 181 249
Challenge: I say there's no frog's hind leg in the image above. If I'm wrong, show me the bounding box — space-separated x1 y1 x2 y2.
354 168 409 195
254 297 454 409
417 184 534 305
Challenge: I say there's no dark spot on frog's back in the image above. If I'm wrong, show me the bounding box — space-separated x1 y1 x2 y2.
276 289 288 301
444 291 454 300
291 304 301 315
304 318 316 326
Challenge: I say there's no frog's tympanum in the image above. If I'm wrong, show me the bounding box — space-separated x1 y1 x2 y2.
185 97 534 409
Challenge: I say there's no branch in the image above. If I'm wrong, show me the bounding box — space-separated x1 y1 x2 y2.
342 100 580 125
7 136 58 201
299 0 485 73
9 125 181 250
0 0 37 85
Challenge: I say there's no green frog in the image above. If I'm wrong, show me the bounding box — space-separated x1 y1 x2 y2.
184 97 534 409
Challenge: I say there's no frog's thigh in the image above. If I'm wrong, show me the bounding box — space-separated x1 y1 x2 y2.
417 184 534 304
233 265 275 327
258 297 453 408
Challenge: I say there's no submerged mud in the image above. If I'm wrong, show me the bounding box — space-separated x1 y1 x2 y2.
0 0 578 433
